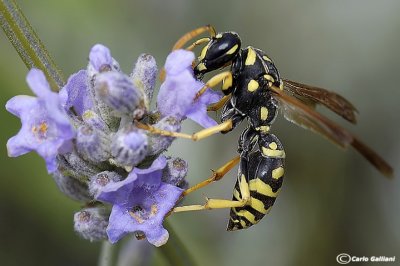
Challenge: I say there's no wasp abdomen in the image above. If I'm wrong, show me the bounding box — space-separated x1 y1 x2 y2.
228 134 285 231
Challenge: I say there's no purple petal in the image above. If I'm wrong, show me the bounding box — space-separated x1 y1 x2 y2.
5 95 37 117
157 50 222 128
96 172 138 205
63 70 91 115
133 155 167 175
26 69 51 97
164 50 195 75
107 205 137 243
132 156 167 191
6 135 31 157
145 227 169 247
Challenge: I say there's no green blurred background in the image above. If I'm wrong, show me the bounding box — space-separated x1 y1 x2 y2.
1 1 399 265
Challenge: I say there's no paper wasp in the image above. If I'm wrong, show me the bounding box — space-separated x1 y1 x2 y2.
138 25 393 231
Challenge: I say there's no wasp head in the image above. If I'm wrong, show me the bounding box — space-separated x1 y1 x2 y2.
194 32 241 78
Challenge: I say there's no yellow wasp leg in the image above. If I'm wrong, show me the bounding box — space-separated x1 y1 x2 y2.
172 25 216 50
195 71 233 100
207 95 231 112
135 119 233 141
183 155 240 196
173 173 251 212
186 37 211 51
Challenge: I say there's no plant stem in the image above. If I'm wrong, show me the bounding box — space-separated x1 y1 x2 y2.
98 241 115 266
159 221 197 266
0 0 65 89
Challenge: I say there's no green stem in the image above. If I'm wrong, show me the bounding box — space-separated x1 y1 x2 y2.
159 221 197 266
98 241 115 266
0 0 65 89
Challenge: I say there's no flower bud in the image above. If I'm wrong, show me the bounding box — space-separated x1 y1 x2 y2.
162 157 189 189
74 207 109 242
147 116 181 156
131 54 157 105
76 125 111 163
111 125 148 167
52 171 91 201
89 171 122 198
95 71 146 118
88 44 119 73
57 151 101 182
82 110 108 132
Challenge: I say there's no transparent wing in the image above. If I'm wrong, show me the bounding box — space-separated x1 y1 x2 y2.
270 85 393 178
283 79 358 124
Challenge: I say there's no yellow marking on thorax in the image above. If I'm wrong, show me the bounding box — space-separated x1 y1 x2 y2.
247 79 259 92
263 55 272 62
216 33 223 38
260 107 269 120
272 167 284 179
233 209 257 224
261 147 286 158
269 142 278 150
263 74 275 83
245 48 257 65
249 178 280 198
226 44 239 55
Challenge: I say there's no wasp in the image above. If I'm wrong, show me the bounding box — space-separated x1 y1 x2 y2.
138 25 393 231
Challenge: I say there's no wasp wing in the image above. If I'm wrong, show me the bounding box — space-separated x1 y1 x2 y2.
270 86 393 178
283 79 358 124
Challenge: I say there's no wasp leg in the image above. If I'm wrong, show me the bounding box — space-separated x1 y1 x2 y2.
195 71 233 100
135 119 233 141
207 95 231 112
183 155 240 196
172 25 216 51
173 173 251 213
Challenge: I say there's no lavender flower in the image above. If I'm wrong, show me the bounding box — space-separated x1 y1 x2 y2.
6 44 206 247
157 49 222 128
6 69 75 173
60 69 92 116
96 156 183 246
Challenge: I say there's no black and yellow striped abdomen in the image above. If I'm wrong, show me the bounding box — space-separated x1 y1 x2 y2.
227 134 285 231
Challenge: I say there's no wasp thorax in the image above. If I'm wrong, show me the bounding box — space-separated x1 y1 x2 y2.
194 31 241 77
